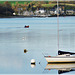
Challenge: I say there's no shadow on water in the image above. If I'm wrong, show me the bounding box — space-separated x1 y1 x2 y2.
45 63 75 74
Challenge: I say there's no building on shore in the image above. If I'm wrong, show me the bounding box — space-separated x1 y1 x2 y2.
66 10 75 15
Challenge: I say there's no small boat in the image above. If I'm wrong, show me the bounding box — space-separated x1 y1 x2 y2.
24 25 29 28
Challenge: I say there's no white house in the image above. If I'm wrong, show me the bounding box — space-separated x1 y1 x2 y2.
66 10 74 15
34 8 45 16
18 8 23 15
34 10 39 14
30 11 34 16
39 8 45 14
13 13 16 15
50 9 55 15
23 11 30 16
54 7 65 15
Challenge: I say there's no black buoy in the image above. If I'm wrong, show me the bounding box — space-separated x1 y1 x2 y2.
24 49 27 53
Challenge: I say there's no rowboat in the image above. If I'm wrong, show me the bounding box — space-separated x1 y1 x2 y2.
24 25 29 28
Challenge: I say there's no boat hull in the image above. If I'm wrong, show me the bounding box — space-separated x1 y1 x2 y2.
24 25 29 28
45 63 75 70
45 56 75 63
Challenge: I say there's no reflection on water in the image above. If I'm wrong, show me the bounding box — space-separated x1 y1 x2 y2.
31 64 36 68
58 68 75 74
45 63 75 74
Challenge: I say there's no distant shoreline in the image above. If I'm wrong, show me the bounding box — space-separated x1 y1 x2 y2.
0 15 75 18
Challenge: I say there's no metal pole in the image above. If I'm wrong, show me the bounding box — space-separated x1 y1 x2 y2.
57 0 59 51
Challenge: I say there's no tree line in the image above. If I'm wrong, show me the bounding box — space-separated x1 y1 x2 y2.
0 1 75 16
0 1 14 16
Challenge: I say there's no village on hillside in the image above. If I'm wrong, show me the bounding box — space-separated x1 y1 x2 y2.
16 7 75 16
0 1 75 17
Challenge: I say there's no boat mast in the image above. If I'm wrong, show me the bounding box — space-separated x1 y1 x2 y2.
57 0 59 51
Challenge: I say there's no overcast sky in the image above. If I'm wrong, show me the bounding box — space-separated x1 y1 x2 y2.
0 0 75 1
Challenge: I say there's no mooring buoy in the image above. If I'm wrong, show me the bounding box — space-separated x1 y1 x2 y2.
24 49 27 53
31 59 35 64
31 59 36 68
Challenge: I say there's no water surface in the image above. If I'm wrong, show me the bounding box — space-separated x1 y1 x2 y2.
0 17 75 74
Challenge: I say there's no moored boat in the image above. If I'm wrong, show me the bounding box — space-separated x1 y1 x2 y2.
45 54 75 63
24 25 29 28
44 0 75 63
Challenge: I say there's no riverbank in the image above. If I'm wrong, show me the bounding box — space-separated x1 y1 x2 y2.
0 15 75 18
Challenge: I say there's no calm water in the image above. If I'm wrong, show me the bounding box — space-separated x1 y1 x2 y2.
0 17 75 74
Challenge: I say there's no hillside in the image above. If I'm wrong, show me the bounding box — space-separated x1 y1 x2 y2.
0 1 75 7
0 1 75 17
